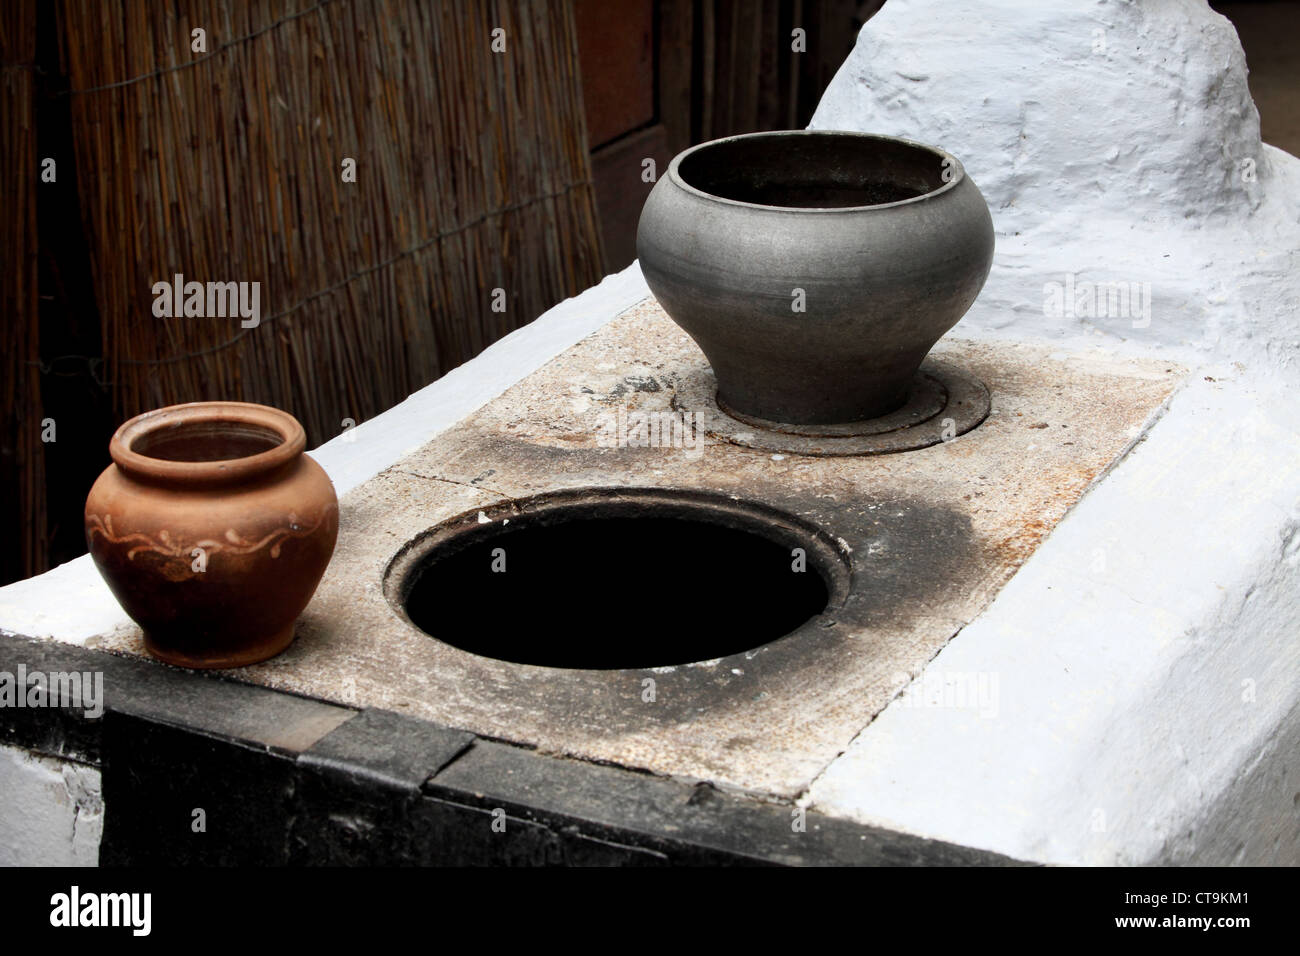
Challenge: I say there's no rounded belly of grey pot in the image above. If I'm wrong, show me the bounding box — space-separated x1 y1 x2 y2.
637 131 995 425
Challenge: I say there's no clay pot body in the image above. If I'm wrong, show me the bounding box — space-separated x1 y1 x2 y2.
637 130 995 425
84 402 338 668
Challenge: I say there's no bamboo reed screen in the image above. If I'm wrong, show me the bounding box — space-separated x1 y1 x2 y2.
693 0 868 142
59 0 604 445
1 0 46 582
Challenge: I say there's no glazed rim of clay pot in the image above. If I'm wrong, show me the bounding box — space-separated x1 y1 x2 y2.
109 401 306 486
669 129 964 212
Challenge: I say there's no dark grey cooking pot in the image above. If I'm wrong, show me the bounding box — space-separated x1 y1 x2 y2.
636 130 994 425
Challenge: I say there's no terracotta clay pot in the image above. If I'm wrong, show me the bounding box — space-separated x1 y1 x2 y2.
84 401 338 669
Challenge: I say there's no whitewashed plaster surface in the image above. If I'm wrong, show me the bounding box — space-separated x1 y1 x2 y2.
0 743 102 867
810 0 1300 376
2 0 1297 865
804 0 1300 864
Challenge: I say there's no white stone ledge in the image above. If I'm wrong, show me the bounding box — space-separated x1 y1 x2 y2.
808 371 1300 864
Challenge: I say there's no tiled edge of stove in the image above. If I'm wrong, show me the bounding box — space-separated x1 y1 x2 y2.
0 632 1025 866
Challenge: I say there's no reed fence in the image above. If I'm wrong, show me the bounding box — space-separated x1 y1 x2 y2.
1 0 46 582
59 0 604 444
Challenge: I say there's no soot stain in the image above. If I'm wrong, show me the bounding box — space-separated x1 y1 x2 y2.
393 470 980 730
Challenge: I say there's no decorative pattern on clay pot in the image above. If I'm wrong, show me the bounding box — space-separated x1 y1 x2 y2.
637 129 995 426
84 401 338 669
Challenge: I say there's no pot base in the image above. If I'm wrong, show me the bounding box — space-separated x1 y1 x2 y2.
143 623 296 670
673 359 990 457
716 372 949 438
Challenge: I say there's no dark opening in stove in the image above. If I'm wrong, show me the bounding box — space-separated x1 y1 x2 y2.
388 489 850 670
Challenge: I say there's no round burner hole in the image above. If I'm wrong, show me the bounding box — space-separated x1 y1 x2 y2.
385 489 850 670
